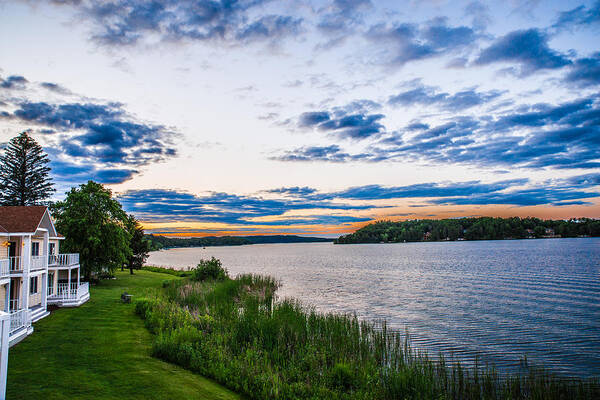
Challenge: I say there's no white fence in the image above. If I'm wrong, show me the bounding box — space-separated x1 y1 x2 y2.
48 253 79 267
9 310 29 334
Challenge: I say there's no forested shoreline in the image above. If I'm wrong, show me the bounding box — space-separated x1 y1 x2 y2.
146 234 332 250
335 217 600 244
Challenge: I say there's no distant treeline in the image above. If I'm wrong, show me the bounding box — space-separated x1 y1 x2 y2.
146 234 332 250
335 217 600 244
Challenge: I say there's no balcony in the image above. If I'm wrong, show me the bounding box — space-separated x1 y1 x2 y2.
48 253 79 268
47 282 89 307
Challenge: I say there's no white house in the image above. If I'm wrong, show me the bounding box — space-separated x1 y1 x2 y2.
0 206 89 346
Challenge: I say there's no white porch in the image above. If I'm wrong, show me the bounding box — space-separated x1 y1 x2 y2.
47 282 89 307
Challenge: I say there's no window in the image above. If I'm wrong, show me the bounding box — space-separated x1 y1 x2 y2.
31 242 40 257
49 243 55 255
30 276 38 294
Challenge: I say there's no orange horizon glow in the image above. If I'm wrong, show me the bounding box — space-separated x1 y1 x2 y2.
140 201 600 238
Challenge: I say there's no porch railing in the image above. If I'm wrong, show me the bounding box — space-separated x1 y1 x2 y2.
52 282 88 301
9 309 29 334
48 253 80 267
0 259 9 277
30 255 46 272
8 299 19 312
9 256 22 273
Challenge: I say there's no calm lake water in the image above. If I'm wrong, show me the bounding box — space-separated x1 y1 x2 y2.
147 238 600 377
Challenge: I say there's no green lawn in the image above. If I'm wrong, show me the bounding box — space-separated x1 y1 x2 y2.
6 270 240 400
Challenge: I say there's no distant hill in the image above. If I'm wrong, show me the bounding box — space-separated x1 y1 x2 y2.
146 234 332 250
335 217 600 244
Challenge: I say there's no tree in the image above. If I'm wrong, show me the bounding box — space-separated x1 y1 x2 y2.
125 214 150 275
0 131 55 205
51 181 132 280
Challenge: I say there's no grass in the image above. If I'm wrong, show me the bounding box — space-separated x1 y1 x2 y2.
6 270 240 400
138 268 600 399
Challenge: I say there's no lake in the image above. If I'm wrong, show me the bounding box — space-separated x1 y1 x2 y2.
147 238 600 378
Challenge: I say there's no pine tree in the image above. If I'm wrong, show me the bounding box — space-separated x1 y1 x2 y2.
0 131 55 205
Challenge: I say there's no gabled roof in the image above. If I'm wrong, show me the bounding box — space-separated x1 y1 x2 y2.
0 206 49 233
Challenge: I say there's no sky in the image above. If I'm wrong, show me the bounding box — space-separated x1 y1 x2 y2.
0 0 599 237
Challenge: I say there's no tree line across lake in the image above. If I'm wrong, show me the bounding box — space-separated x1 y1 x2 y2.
146 234 332 250
335 217 600 244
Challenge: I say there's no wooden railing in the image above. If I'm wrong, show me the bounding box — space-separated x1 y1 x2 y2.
9 309 29 334
48 253 79 267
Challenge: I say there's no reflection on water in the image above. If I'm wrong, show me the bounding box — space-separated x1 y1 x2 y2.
147 238 600 377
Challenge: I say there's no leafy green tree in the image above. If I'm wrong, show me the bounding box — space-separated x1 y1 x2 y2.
51 181 131 280
0 131 55 205
125 214 150 275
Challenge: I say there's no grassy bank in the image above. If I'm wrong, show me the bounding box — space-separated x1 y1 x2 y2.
137 265 600 399
6 270 239 400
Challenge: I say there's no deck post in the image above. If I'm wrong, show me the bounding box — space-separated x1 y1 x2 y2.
67 269 71 298
77 267 80 288
41 272 47 310
4 284 8 313
22 236 31 312
0 310 10 400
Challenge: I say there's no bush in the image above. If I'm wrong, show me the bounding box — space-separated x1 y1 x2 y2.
192 257 229 282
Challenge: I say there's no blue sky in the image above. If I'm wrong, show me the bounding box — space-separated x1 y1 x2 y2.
0 0 599 236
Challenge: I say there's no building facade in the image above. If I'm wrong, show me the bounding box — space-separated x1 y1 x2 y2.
0 206 89 346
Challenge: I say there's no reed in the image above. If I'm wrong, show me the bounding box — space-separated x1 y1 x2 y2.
136 267 599 399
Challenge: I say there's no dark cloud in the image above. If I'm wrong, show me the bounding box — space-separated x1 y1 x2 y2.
1 90 178 185
0 75 28 89
375 96 600 169
366 18 477 68
120 175 599 225
297 102 386 140
564 52 600 87
474 28 571 76
553 1 600 30
40 82 71 94
118 188 372 225
41 0 303 46
388 83 502 111
280 95 600 170
270 145 371 162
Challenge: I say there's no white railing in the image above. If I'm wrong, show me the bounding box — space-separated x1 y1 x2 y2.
30 255 46 271
77 282 89 299
53 282 87 301
9 309 29 334
0 259 9 277
9 256 22 273
47 284 54 296
48 253 79 267
8 299 19 312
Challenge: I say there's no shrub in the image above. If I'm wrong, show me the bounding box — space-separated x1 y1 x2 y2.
192 257 229 282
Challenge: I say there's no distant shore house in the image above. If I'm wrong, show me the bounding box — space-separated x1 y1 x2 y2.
0 206 89 347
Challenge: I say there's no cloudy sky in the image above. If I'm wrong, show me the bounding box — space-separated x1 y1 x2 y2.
1 0 599 236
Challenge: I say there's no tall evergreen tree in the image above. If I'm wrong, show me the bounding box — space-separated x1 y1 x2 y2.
0 131 55 205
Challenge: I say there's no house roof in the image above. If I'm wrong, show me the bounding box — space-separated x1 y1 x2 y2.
0 206 49 233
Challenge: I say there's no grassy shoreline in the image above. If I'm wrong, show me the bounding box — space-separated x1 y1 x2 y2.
7 270 239 400
137 265 600 399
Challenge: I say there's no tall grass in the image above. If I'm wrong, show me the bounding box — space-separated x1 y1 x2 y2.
136 270 599 399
